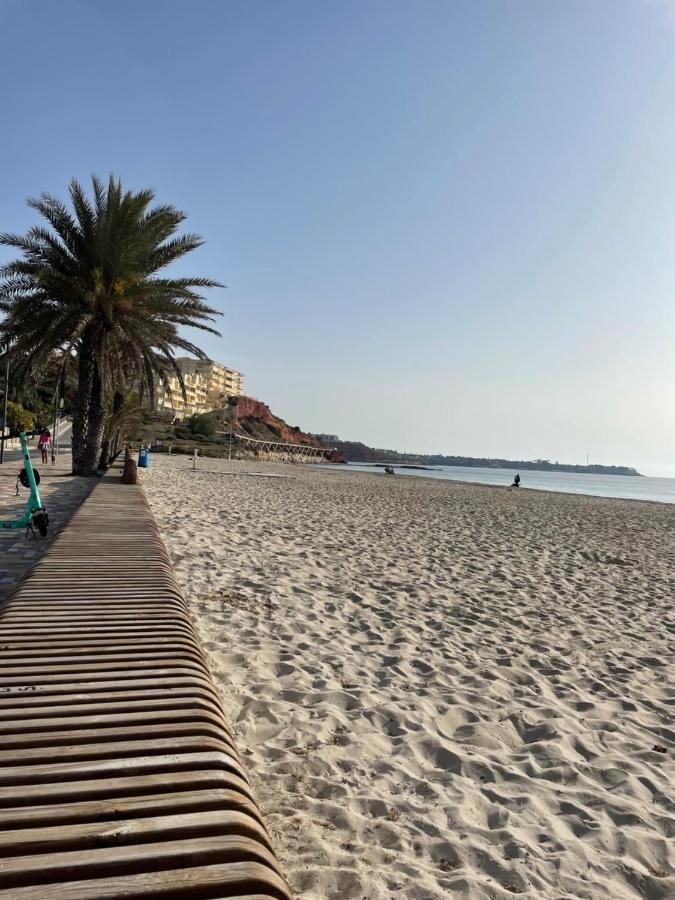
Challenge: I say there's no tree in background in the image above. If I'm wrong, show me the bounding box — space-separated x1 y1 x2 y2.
99 391 147 469
4 400 34 433
0 175 222 475
176 411 217 441
7 349 77 430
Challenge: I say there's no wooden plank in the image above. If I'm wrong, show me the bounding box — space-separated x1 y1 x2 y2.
0 705 225 740
0 767 256 810
0 674 220 700
0 639 203 656
0 809 273 856
1 604 187 614
22 561 174 567
0 622 190 641
0 718 238 766
1 585 184 609
8 588 182 595
0 835 282 889
0 736 239 768
0 666 216 687
21 572 177 578
0 861 291 898
5 596 187 604
0 751 247 787
0 612 188 623
0 686 222 721
0 650 204 667
0 788 263 831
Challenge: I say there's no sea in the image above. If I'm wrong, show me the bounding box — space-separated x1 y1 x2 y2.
325 462 675 504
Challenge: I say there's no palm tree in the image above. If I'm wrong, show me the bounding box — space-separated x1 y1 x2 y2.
0 175 222 475
99 389 146 470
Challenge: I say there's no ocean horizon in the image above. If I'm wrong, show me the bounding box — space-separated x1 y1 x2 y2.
326 462 675 504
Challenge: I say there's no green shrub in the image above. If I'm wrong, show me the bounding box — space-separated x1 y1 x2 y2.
4 401 34 432
178 412 217 440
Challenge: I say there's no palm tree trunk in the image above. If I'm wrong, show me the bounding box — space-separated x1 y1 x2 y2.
71 337 95 475
99 390 125 469
98 436 110 470
81 363 105 476
109 429 119 462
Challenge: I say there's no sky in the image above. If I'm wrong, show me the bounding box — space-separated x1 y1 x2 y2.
1 1 674 476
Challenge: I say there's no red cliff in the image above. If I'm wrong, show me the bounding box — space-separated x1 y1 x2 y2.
231 397 343 460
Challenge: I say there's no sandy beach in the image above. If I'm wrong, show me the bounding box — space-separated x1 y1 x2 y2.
143 455 674 899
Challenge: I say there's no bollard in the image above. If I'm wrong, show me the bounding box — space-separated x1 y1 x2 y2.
121 448 138 484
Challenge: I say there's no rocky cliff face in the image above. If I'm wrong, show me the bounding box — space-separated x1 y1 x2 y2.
229 397 344 461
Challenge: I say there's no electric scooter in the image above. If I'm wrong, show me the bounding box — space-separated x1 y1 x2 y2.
0 431 49 537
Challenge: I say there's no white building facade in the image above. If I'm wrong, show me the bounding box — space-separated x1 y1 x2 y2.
155 358 244 418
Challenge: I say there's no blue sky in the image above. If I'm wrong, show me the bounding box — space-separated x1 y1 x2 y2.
1 1 674 475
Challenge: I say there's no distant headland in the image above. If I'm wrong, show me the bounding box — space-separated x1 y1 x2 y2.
314 437 642 477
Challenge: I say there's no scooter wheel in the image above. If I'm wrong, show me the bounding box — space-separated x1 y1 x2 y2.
19 469 40 488
33 512 48 537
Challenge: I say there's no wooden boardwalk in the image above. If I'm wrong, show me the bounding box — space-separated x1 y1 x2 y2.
0 477 292 899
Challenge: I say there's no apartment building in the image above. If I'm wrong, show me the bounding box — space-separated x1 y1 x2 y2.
155 358 244 418
175 358 244 404
155 370 208 417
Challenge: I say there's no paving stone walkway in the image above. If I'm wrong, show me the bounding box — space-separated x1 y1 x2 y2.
0 445 94 603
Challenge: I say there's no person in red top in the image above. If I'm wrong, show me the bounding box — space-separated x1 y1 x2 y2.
38 428 51 465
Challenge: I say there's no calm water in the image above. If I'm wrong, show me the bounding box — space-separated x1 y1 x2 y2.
327 463 675 504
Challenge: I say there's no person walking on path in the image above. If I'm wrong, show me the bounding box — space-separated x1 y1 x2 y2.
38 428 51 465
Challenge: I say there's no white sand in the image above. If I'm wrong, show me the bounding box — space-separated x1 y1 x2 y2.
143 456 674 899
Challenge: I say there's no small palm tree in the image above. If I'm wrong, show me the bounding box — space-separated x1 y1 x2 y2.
0 175 222 475
99 389 146 470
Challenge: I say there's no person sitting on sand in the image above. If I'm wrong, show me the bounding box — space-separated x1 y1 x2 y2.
512 473 521 488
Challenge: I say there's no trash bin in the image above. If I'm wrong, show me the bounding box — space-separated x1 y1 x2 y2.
138 447 150 468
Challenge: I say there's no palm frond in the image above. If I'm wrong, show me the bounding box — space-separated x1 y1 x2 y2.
0 173 224 472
